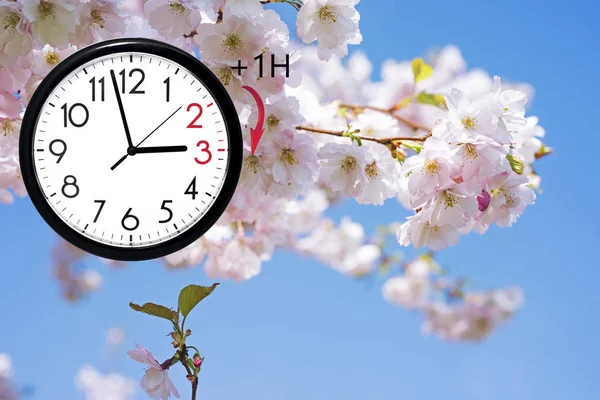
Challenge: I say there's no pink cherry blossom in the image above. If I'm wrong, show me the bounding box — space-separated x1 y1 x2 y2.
296 0 362 61
127 344 180 400
200 16 265 64
71 0 127 46
0 3 33 64
20 0 80 48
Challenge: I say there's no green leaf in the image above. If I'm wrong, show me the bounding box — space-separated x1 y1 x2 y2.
411 58 433 82
400 140 424 154
129 302 179 322
391 95 414 111
178 283 219 318
416 92 446 108
506 154 524 175
534 144 552 159
187 358 195 372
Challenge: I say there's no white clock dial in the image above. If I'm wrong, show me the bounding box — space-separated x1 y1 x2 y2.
30 52 232 248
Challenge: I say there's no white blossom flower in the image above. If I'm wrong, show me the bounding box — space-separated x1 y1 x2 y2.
422 287 523 341
0 3 33 64
204 238 262 282
296 0 362 61
164 224 233 269
31 45 77 77
221 0 264 19
479 171 536 228
0 354 16 400
318 142 366 197
200 16 265 64
420 185 479 229
355 144 401 205
127 344 180 400
21 0 80 48
285 189 329 234
297 217 377 276
105 327 126 347
144 0 200 39
351 109 403 138
76 365 136 400
71 0 127 46
336 243 380 276
443 88 510 144
397 211 461 251
254 95 304 137
0 57 31 95
451 137 510 184
402 138 458 207
512 116 545 166
487 76 527 131
239 146 275 194
0 354 12 378
382 274 430 309
270 130 318 197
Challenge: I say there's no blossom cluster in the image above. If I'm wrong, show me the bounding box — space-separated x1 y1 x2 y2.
76 365 136 400
0 0 550 343
0 354 17 400
382 254 523 341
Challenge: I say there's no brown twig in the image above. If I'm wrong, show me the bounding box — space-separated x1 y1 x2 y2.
339 103 430 132
295 125 431 145
179 347 198 400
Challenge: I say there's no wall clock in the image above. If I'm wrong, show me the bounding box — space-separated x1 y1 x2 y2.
20 38 243 261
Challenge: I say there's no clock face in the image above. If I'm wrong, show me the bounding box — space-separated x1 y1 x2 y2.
20 39 242 261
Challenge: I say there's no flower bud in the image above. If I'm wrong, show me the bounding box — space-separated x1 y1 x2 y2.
185 329 192 337
193 356 202 368
477 190 491 212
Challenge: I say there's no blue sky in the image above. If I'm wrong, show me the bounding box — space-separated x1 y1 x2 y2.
1 0 599 399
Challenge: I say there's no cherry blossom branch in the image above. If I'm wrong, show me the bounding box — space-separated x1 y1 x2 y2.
179 346 198 400
295 125 431 145
339 103 431 132
260 0 303 11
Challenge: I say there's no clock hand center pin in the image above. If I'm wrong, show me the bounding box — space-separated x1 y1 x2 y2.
110 106 183 171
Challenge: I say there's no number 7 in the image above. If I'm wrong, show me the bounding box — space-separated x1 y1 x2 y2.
93 200 106 223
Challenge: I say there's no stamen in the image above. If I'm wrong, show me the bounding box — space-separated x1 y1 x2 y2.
243 155 261 174
91 9 105 29
317 5 337 23
222 34 242 55
340 156 357 172
267 115 280 131
422 160 440 175
168 1 186 15
365 162 379 178
45 51 59 65
279 148 298 166
38 1 56 20
461 116 477 129
3 12 19 31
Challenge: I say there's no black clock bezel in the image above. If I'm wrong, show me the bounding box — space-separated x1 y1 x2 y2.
20 38 243 262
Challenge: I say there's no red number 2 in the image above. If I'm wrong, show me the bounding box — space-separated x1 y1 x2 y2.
187 103 203 128
195 140 212 164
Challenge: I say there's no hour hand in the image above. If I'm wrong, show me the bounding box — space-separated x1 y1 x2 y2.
134 145 188 154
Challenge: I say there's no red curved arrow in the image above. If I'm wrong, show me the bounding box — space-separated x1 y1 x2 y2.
242 85 265 155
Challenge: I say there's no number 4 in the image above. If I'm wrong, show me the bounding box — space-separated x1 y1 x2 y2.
185 177 198 199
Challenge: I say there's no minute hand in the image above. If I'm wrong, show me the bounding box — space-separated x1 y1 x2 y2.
110 69 133 148
135 145 188 154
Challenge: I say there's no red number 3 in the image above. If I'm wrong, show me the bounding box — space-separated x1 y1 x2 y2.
187 103 203 128
195 140 212 164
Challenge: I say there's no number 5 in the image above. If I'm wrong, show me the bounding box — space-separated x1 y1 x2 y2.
194 140 212 165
